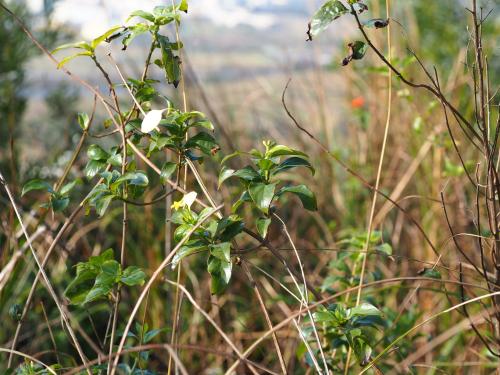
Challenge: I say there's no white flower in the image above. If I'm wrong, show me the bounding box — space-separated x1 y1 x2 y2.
182 191 197 208
171 191 198 211
141 109 165 133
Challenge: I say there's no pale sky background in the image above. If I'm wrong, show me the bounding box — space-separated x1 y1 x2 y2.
27 0 298 38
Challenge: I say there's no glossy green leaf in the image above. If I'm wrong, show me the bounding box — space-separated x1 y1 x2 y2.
57 51 93 69
158 35 181 87
52 41 92 54
185 132 218 155
87 144 110 161
21 179 52 196
272 157 315 176
114 171 149 187
348 303 382 318
59 179 81 196
207 256 232 295
51 196 69 212
218 165 261 188
307 0 348 40
160 161 177 184
127 10 156 22
84 160 106 179
77 112 90 130
120 266 146 286
179 0 188 12
84 260 121 304
256 217 271 238
172 240 208 269
209 242 231 262
91 25 123 49
122 23 149 48
278 185 317 211
94 194 114 217
266 144 307 158
214 216 244 242
248 182 277 214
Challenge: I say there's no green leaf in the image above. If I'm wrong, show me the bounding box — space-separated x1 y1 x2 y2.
59 179 81 196
207 256 232 295
87 144 110 161
158 35 181 87
342 41 368 66
77 112 90 130
106 152 123 168
221 151 241 165
214 216 244 242
122 23 150 48
278 185 317 211
272 157 315 176
127 10 156 22
114 171 149 187
57 51 93 69
420 268 441 279
248 182 277 214
91 25 123 49
256 217 271 238
218 165 261 188
191 118 214 131
179 0 188 12
160 162 177 184
209 242 231 262
120 266 146 286
22 179 52 196
94 194 114 217
64 267 98 305
84 260 121 304
84 160 106 179
376 243 392 256
185 132 219 155
51 196 70 212
307 0 348 40
52 41 92 54
266 145 307 158
143 328 168 343
89 248 115 266
348 303 382 318
172 240 208 269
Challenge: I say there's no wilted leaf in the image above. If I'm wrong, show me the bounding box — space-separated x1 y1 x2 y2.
363 18 389 28
342 41 368 66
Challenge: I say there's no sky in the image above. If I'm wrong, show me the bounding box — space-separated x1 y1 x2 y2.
26 0 296 38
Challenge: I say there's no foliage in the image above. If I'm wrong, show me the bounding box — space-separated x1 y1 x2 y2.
1 0 498 373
